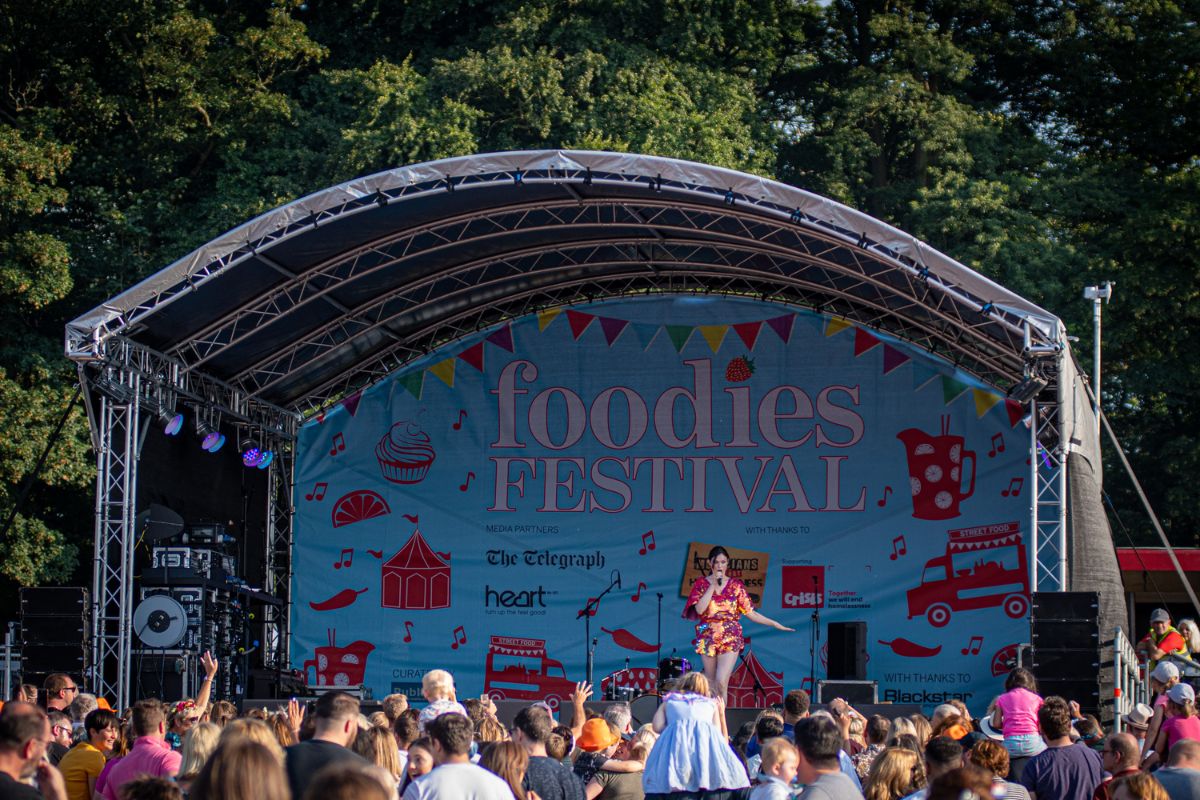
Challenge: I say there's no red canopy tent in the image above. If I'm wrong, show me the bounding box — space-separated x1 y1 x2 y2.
382 529 450 610
728 648 783 707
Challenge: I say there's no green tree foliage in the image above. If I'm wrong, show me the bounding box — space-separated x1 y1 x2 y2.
0 0 1195 588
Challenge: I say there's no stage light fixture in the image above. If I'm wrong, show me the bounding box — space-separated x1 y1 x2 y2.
203 432 226 453
256 450 275 470
157 409 184 436
1008 374 1049 404
241 443 263 468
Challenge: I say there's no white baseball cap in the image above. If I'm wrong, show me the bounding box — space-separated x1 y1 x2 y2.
1152 661 1180 683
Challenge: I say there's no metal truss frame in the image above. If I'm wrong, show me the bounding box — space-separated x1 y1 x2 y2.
1030 355 1068 591
263 444 294 670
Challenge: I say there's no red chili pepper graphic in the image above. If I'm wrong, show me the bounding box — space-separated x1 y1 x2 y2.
878 638 943 658
601 627 659 653
309 588 368 611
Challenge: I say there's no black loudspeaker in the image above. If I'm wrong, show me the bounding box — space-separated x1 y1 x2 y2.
133 652 188 700
818 680 878 705
1030 621 1101 651
827 621 868 681
20 587 89 684
1031 592 1099 620
1030 592 1101 716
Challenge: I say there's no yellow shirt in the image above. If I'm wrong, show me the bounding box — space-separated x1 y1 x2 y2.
58 741 106 800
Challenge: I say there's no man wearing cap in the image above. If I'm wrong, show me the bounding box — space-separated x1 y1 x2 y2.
1136 609 1189 669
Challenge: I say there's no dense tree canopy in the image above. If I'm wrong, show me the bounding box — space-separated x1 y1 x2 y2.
0 0 1195 586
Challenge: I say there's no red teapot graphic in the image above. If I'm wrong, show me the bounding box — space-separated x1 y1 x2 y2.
303 628 376 686
897 416 976 520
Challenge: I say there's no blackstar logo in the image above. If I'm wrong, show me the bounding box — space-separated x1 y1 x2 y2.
781 566 825 608
485 585 552 608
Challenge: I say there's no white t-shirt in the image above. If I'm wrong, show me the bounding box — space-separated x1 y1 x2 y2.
402 761 515 800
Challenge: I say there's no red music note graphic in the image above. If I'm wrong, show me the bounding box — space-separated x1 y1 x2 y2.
452 410 468 430
631 582 647 602
459 472 476 492
961 635 984 655
988 433 1005 458
1001 477 1024 497
305 482 328 501
889 535 907 561
450 625 467 650
403 621 414 644
334 548 353 569
366 549 383 559
329 432 346 456
638 531 656 555
877 486 892 507
584 598 600 617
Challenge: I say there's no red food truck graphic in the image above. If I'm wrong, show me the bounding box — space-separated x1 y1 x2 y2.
484 636 577 709
906 522 1029 628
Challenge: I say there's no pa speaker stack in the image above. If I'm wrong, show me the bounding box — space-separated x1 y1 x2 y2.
20 587 90 685
1030 592 1101 717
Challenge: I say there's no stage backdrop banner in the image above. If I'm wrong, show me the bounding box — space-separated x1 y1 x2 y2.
292 296 1032 712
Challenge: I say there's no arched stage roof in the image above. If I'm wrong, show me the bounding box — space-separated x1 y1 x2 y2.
67 150 1066 419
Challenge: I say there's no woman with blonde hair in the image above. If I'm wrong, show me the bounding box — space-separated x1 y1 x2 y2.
1142 661 1181 765
863 747 925 800
353 725 404 787
1148 683 1200 768
175 722 220 794
888 717 917 744
266 713 297 749
188 739 290 800
1112 772 1170 800
480 740 531 800
218 718 285 764
477 714 509 743
909 715 932 747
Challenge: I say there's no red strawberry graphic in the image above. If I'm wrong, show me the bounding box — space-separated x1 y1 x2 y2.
725 355 756 382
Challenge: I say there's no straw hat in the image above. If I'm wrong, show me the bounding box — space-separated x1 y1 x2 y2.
978 715 1003 741
577 718 620 752
1121 703 1153 731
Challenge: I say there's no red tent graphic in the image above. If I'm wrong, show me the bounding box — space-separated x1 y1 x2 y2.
382 530 450 610
727 648 783 707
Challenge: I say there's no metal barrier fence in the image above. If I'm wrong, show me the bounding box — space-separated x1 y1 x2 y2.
1110 626 1148 732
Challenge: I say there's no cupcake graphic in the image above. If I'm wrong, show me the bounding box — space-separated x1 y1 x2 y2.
375 420 436 484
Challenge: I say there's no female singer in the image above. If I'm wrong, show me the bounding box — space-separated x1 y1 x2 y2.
684 545 794 704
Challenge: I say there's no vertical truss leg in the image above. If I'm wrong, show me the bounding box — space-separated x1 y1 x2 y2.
264 446 294 671
1031 396 1067 591
90 379 139 708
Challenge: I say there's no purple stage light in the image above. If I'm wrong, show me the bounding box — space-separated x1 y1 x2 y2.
242 447 262 468
163 413 184 436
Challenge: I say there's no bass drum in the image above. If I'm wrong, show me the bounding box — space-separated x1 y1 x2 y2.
629 693 662 727
656 656 692 691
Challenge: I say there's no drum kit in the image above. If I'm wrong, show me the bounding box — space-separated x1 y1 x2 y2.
602 656 692 703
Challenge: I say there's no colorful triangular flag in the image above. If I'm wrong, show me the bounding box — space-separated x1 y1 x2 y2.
632 323 660 350
912 362 939 391
1005 398 1027 428
429 358 456 388
599 316 629 346
825 317 853 337
766 314 796 343
732 321 763 350
666 325 694 352
698 325 729 353
457 342 485 372
973 389 1002 418
341 390 363 416
486 323 514 352
941 376 970 405
798 313 825 335
853 328 881 356
398 370 425 399
537 309 561 331
882 344 911 375
566 310 595 340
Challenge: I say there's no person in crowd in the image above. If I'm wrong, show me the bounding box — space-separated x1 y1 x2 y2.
303 762 397 800
994 668 1046 760
1142 662 1181 766
827 699 867 759
929 714 968 742
889 735 922 756
586 726 656 800
550 724 576 764
683 546 794 704
93 721 131 800
793 716 865 800
1147 683 1200 769
220 718 285 764
100 700 182 800
910 717 932 749
642 671 748 799
395 709 421 775
267 713 297 749
1137 609 1189 669
750 737 799 800
46 711 73 766
163 702 198 752
512 705 583 800
1152 739 1200 800
354 724 404 789
1110 773 1169 800
478 714 509 745
58 708 118 800
1093 733 1141 800
418 670 470 733
1076 717 1105 752
42 675 79 714
0 702 67 800
898 737 963 800
66 694 97 741
117 776 183 800
16 686 37 705
1122 705 1153 751
403 713 513 800
1177 619 1200 656
745 689 812 760
925 766 993 800
574 719 643 785
481 740 533 800
173 721 219 795
966 739 1029 800
605 703 634 738
889 718 917 744
746 713 786 778
399 736 435 796
1019 696 1103 800
283 690 368 799
207 700 237 728
863 747 924 800
383 693 410 726
853 716 891 779
189 738 289 800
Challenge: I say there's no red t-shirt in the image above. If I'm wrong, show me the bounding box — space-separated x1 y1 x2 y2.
1140 629 1186 655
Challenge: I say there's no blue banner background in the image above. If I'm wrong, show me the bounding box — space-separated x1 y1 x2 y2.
292 295 1031 712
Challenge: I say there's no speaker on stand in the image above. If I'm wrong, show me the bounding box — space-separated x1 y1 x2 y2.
20 587 90 687
1030 592 1101 717
827 621 868 681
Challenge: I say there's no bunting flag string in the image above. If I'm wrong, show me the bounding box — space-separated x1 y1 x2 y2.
941 376 970 405
766 314 796 343
882 344 911 375
398 370 425 399
566 309 595 340
797 314 826 336
912 362 939 391
485 323 514 352
1005 398 1027 428
537 308 561 331
853 327 881 356
972 389 1002 418
429 358 456 388
698 325 729 353
824 317 853 337
599 316 629 346
340 390 363 416
632 322 660 350
732 320 763 350
457 342 485 372
666 325 694 352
